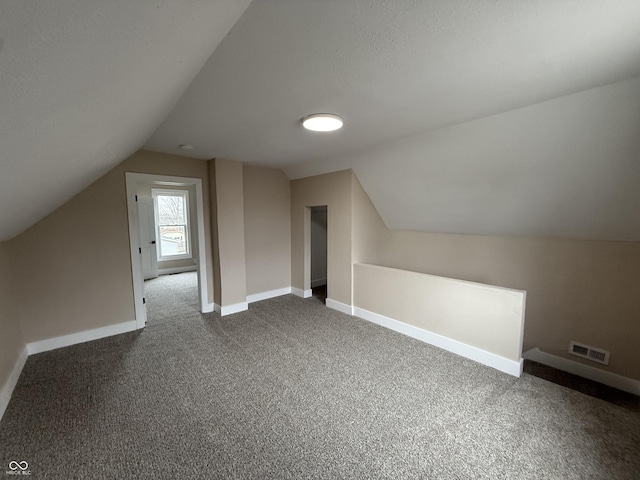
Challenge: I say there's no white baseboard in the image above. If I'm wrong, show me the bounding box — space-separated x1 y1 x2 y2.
292 287 312 298
354 307 523 377
326 298 354 316
247 287 292 304
523 348 640 396
218 302 248 316
2 319 139 422
311 278 327 288
27 320 138 356
202 302 215 313
0 346 28 422
158 265 197 275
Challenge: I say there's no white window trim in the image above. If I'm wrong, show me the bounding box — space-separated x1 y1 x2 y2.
152 188 192 261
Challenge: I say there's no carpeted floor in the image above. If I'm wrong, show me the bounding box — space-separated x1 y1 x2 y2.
144 272 200 326
1 279 639 479
144 271 199 325
523 360 640 413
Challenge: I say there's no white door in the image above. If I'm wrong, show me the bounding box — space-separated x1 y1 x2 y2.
138 197 158 280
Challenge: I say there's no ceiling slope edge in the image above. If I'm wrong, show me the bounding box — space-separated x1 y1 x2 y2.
0 0 252 242
284 76 640 241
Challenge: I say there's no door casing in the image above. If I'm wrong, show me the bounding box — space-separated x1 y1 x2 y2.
125 172 212 328
137 196 158 280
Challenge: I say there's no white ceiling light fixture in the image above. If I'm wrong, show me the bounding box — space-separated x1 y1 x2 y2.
302 113 344 132
179 144 194 151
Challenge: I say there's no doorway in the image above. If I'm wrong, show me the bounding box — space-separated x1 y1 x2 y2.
138 184 199 324
125 173 212 329
310 206 327 304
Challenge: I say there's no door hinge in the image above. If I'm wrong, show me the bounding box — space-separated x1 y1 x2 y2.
135 195 138 202
139 247 142 254
143 297 146 304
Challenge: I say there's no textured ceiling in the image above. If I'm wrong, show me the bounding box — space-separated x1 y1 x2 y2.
286 77 640 240
0 0 251 241
3 0 640 242
143 0 640 240
146 0 640 167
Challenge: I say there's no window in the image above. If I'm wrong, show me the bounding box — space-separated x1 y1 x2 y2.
152 188 191 260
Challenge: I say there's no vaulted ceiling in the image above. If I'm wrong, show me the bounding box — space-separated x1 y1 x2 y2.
2 1 640 241
0 0 251 241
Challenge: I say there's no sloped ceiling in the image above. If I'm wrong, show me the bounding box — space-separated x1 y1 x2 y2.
145 0 640 240
3 1 640 242
286 77 640 240
0 0 251 241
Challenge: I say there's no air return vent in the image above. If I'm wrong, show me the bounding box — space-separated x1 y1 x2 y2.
568 341 610 365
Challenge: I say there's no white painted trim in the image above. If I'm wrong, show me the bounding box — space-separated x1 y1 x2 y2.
311 277 327 288
1 320 141 422
354 307 523 377
247 287 292 304
125 173 211 329
0 346 28 422
193 178 210 318
157 265 197 276
202 302 215 314
326 298 354 316
523 348 640 396
125 174 148 328
27 321 137 356
292 287 312 298
219 302 248 316
214 303 222 314
517 293 527 371
152 187 193 262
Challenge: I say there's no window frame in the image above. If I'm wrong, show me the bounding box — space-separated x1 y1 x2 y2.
152 188 192 261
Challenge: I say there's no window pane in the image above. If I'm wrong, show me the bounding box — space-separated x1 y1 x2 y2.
157 195 185 225
159 225 187 256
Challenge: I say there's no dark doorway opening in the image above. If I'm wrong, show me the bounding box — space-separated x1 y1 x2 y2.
310 206 327 304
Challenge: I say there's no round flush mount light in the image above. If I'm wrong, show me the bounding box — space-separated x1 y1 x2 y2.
302 113 344 132
179 144 194 151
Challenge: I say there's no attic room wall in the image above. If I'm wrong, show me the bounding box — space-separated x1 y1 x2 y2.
0 241 24 397
11 150 214 343
350 172 389 266
296 169 638 380
212 158 247 307
350 172 390 304
386 231 640 380
291 170 352 305
243 164 291 297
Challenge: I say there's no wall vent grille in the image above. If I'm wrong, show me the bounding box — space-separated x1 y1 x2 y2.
568 341 610 365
